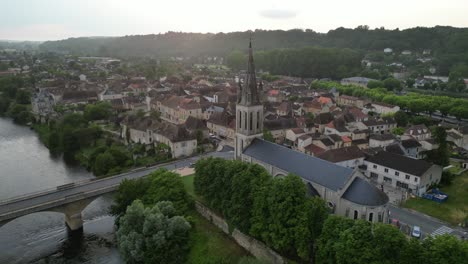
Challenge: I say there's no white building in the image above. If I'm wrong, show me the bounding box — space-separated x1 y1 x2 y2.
364 151 442 196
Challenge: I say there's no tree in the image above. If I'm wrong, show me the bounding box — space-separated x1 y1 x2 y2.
383 78 402 91
117 200 191 264
194 157 228 204
263 129 274 142
367 80 384 88
393 111 409 127
334 220 375 264
226 50 246 71
296 197 329 261
15 89 31 104
391 127 404 135
227 164 270 232
143 169 193 214
250 174 327 260
400 238 426 264
93 152 116 175
425 126 449 167
406 78 415 88
111 177 150 219
372 223 408 263
422 234 468 264
450 106 468 121
316 216 355 264
84 102 112 121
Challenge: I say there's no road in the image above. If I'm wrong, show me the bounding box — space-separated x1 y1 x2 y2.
0 150 233 218
389 205 467 239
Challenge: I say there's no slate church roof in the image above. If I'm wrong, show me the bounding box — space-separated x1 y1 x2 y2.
342 177 389 206
243 138 353 191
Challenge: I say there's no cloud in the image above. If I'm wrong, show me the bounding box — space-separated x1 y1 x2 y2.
259 9 299 19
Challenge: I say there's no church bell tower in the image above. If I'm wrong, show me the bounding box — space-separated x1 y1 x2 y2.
235 39 264 159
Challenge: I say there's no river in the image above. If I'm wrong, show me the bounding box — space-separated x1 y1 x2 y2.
0 118 122 263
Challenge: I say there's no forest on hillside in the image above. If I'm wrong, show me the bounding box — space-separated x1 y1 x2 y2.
38 26 468 76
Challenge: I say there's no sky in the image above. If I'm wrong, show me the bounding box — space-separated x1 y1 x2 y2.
1 0 468 41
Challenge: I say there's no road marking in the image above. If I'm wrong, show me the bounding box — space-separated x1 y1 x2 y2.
431 226 453 237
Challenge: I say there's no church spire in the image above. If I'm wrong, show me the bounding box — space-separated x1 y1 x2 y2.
238 37 260 106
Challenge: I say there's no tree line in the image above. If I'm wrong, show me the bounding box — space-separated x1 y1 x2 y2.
39 27 468 76
194 157 329 262
227 46 362 79
0 76 33 124
314 81 468 120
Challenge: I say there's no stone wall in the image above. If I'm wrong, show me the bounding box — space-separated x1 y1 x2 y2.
195 201 229 234
195 201 284 264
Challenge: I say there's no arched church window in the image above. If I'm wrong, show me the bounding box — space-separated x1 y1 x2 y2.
244 112 247 130
353 210 359 220
368 212 374 222
250 112 253 131
257 111 260 129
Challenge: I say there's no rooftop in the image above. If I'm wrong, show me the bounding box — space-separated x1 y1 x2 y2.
243 139 354 191
366 151 433 176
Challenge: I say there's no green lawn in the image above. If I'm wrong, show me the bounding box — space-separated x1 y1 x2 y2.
182 175 251 264
182 175 195 197
403 172 468 225
448 161 464 174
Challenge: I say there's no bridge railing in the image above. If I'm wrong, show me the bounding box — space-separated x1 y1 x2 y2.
0 178 94 205
0 152 223 206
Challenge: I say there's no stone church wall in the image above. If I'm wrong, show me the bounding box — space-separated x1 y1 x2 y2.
195 201 285 264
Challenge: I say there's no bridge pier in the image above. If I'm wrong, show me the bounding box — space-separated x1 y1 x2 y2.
65 211 84 231
51 197 95 232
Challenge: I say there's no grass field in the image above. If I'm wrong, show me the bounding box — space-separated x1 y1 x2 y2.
403 172 468 225
182 175 195 197
182 175 251 264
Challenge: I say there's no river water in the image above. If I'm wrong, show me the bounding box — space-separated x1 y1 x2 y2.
0 118 122 263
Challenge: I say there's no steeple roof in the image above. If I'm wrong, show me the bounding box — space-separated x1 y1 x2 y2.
238 38 261 106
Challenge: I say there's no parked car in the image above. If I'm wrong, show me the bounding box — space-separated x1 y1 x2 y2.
412 226 421 238
391 218 400 228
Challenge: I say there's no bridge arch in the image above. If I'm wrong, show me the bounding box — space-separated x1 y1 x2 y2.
0 196 99 232
0 211 64 229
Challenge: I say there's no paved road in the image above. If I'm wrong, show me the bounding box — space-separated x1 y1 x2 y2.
389 205 467 239
0 150 234 218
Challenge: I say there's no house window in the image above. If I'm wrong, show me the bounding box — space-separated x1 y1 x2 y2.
373 165 377 169
370 172 378 179
405 175 410 180
384 168 389 173
383 177 392 183
414 177 418 182
397 181 409 189
368 212 374 222
395 171 399 176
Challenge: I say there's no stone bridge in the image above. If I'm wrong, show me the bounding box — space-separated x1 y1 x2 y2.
0 151 234 231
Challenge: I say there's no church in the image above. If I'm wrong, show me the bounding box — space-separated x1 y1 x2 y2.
235 40 389 223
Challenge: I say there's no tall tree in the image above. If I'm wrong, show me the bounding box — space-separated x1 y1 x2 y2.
117 200 191 264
